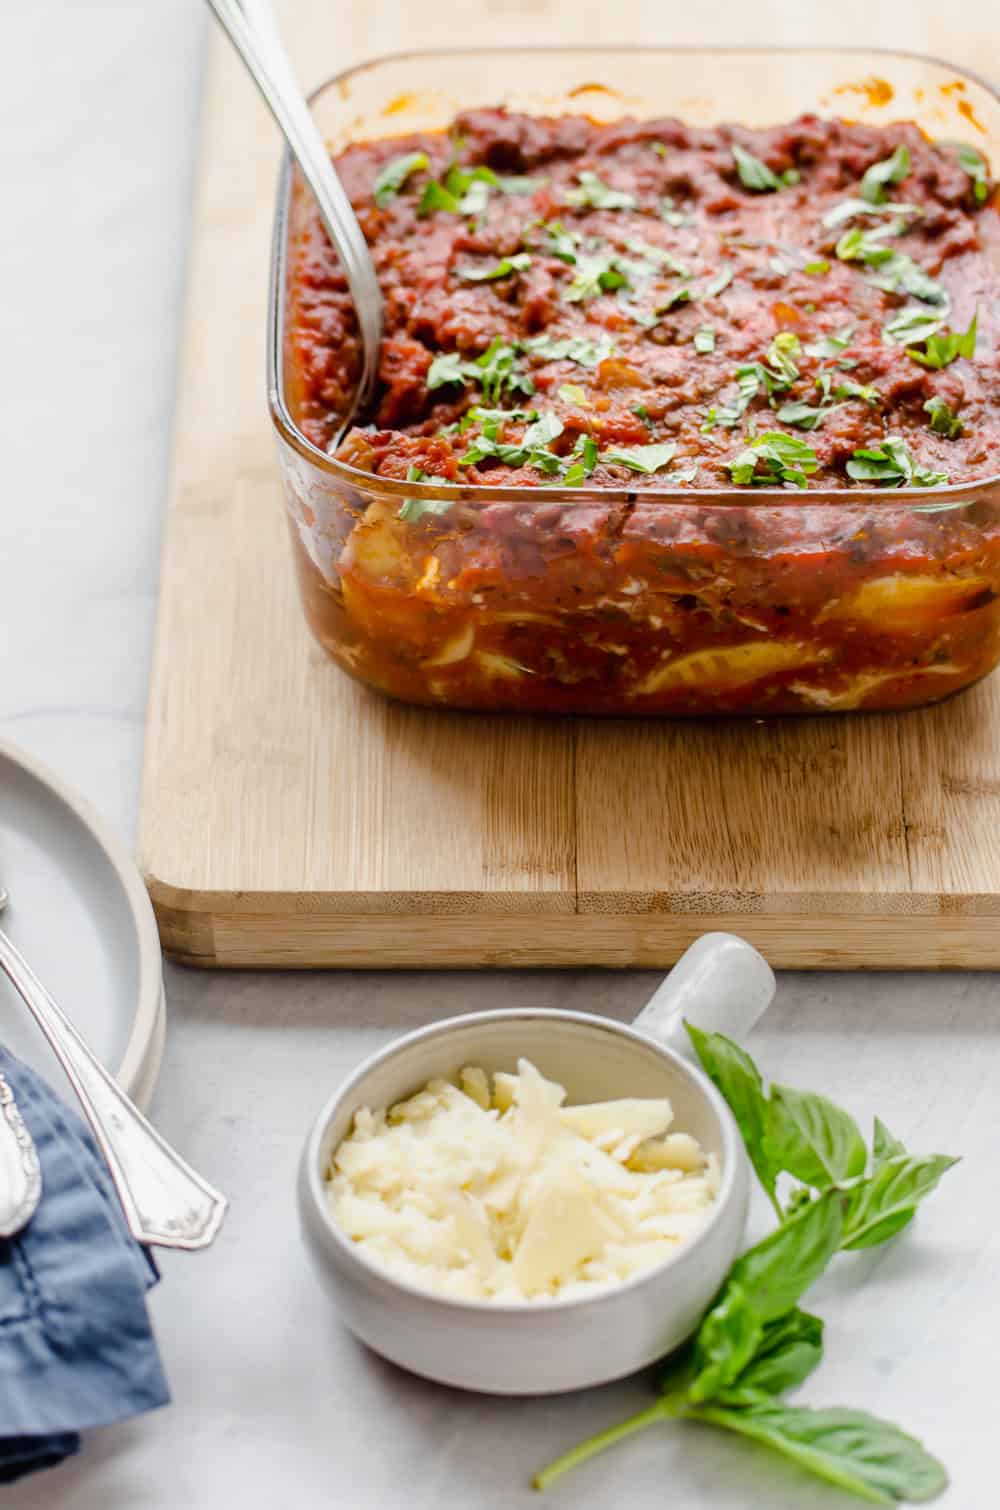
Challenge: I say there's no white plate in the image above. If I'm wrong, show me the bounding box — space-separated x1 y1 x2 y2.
0 740 164 1110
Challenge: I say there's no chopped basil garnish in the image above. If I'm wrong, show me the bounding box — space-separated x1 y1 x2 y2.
460 409 563 475
533 221 579 263
602 441 678 474
564 252 628 303
816 372 881 407
632 402 654 429
626 239 689 279
728 432 819 488
803 259 830 275
524 332 615 367
694 325 716 354
924 396 964 438
557 382 589 406
774 401 826 430
805 323 854 358
732 143 782 192
651 141 668 158
766 332 801 385
860 145 911 205
846 437 948 487
822 196 921 229
373 151 430 207
882 305 948 346
426 351 468 390
563 170 637 211
835 226 947 305
906 311 977 369
655 286 693 314
427 337 535 403
457 252 532 282
562 433 600 485
418 179 461 216
397 466 455 522
943 141 991 203
498 174 542 195
702 365 766 429
701 267 734 299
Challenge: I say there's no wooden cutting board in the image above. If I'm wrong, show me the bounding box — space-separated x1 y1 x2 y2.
139 1 1000 969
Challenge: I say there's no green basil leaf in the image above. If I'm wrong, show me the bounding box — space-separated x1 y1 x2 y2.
398 467 455 522
563 169 636 211
860 145 911 205
721 1308 825 1401
775 401 826 430
558 382 589 406
373 150 430 206
733 143 781 192
427 352 468 390
684 1024 778 1205
725 1190 844 1324
728 431 820 488
803 258 830 275
418 179 462 216
805 322 855 358
564 252 629 303
524 332 615 367
872 1117 907 1168
842 1153 959 1250
823 196 922 229
701 267 734 299
694 325 716 354
655 286 693 313
924 396 964 438
457 252 532 282
601 441 677 475
943 140 991 202
521 412 563 450
907 311 977 369
883 306 947 346
684 1403 948 1505
689 1283 763 1403
765 1085 868 1188
689 1193 844 1403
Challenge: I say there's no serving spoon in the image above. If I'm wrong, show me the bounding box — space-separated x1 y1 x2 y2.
0 886 226 1249
205 0 384 432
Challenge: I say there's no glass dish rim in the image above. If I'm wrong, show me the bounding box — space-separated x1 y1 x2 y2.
266 42 1000 512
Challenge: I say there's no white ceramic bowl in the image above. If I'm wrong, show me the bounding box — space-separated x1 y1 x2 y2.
298 934 774 1395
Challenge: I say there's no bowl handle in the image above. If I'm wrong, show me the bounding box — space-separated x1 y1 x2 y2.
631 933 775 1062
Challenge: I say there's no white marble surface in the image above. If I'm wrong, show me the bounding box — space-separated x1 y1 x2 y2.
2 5 998 1506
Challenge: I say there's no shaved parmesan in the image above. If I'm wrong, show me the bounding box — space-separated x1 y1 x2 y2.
326 1059 717 1302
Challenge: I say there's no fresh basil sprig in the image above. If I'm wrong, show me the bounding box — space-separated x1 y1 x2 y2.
535 1031 956 1504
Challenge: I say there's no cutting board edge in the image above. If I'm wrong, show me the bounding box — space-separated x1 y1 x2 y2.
147 878 1000 970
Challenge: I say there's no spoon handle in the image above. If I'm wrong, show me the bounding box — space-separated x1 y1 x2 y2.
206 0 383 419
0 1072 42 1238
0 927 226 1250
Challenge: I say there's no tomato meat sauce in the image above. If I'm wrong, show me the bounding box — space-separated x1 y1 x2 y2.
281 110 1000 714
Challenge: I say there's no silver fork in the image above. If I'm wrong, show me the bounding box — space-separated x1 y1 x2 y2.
0 886 226 1250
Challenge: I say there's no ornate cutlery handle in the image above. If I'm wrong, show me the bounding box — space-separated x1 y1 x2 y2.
0 927 226 1250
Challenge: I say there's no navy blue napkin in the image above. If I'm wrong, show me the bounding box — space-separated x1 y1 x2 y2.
0 1047 169 1483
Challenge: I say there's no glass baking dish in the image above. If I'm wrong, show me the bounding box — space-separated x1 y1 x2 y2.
268 47 1000 715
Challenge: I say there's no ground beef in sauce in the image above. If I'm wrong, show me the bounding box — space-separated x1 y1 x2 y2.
286 110 998 492
279 110 1000 716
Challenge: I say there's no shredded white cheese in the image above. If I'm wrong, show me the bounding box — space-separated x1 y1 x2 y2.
325 1058 719 1302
